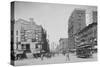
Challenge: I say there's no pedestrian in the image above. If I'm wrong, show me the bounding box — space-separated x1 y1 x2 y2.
66 52 70 61
41 54 44 61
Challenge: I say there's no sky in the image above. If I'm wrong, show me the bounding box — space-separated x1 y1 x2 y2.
14 1 97 50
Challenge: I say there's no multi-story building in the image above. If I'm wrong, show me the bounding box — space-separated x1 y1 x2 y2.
68 9 86 51
14 19 41 52
12 18 49 59
56 38 68 53
75 22 97 53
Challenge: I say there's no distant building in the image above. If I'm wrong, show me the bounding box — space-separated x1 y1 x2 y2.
68 9 86 51
56 38 68 53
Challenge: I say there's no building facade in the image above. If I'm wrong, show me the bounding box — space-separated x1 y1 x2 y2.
86 10 97 25
68 9 86 51
92 11 97 23
12 18 49 59
56 38 68 53
75 22 97 53
74 10 97 50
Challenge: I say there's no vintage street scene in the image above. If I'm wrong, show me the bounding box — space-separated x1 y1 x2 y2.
11 1 97 66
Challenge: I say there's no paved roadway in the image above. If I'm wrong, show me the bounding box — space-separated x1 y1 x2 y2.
15 53 97 66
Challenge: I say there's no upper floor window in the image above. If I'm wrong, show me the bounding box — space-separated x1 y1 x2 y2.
16 30 18 36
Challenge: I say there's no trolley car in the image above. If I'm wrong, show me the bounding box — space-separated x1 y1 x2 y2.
76 44 92 58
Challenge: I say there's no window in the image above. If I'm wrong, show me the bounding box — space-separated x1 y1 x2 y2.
21 44 26 50
36 45 38 48
35 44 41 49
22 44 24 49
16 30 18 35
26 44 30 50
32 39 36 42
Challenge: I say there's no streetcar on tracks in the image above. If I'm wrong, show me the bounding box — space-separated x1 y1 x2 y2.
76 44 92 58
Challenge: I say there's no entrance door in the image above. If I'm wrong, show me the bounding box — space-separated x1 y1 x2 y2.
26 44 30 52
